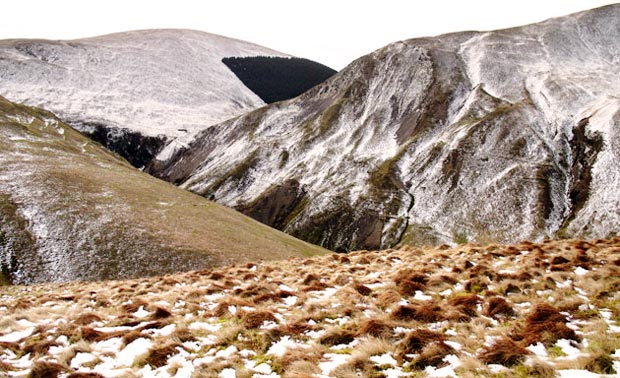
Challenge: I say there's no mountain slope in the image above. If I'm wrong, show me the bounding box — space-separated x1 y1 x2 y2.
151 5 620 251
0 29 335 168
0 96 327 285
1 237 619 377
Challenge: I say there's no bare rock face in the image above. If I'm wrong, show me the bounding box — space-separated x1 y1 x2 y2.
152 5 620 251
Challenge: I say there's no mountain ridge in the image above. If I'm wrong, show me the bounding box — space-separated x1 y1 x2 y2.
150 4 620 251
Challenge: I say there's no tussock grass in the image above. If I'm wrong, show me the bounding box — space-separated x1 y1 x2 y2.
1 237 620 377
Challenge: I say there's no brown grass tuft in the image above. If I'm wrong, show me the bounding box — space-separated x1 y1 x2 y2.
356 319 393 339
278 347 322 369
412 342 455 368
303 273 321 285
72 313 103 325
302 281 328 292
353 283 372 296
242 310 277 329
514 303 580 346
144 344 179 368
122 299 148 314
484 296 514 318
376 289 401 308
67 373 107 378
448 294 481 317
390 301 443 323
478 337 530 366
151 306 172 319
27 361 66 378
23 339 58 357
318 328 355 346
398 329 444 355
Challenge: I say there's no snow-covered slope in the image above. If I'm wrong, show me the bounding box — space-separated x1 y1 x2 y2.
0 96 327 284
0 29 290 167
152 5 620 251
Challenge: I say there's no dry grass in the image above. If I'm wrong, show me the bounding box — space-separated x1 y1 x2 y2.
1 237 620 377
478 337 530 366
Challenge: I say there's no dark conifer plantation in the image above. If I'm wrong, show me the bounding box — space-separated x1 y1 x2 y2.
222 56 337 103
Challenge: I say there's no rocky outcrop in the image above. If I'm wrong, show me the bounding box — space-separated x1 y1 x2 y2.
151 5 620 251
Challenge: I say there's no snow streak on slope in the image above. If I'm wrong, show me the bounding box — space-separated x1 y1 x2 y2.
152 5 620 251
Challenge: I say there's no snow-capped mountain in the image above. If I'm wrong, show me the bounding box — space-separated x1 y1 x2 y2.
152 5 620 251
0 29 335 167
0 96 326 284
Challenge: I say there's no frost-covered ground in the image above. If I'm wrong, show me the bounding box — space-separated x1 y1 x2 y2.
1 238 619 377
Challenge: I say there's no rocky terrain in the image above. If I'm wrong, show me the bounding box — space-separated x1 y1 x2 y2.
0 96 326 285
1 237 619 377
0 29 335 168
151 4 620 252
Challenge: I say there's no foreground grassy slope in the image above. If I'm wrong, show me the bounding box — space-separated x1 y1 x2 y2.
0 238 619 377
0 96 327 284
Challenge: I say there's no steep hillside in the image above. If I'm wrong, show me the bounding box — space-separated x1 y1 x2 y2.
151 5 620 251
0 29 335 168
1 237 619 377
0 97 327 285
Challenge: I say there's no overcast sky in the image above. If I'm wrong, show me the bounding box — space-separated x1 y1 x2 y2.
1 1 617 69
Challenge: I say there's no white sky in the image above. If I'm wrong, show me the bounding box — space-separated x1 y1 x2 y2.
0 0 617 69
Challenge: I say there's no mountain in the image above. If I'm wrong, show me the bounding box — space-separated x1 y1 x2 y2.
0 29 336 168
0 96 327 285
151 5 620 252
2 237 619 377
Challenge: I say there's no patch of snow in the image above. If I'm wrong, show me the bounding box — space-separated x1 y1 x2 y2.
444 341 462 351
92 337 123 354
487 364 510 373
383 368 408 378
70 352 97 368
116 338 153 367
215 345 238 359
413 291 433 301
424 354 461 377
319 353 350 376
527 343 548 357
557 369 604 378
267 336 308 357
555 279 573 289
133 306 151 318
283 296 297 306
555 339 581 359
278 284 294 292
189 322 222 333
0 327 34 342
147 324 176 337
219 368 236 378
253 363 273 374
370 353 398 366
574 267 588 276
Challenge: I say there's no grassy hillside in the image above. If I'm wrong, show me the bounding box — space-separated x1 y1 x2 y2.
0 238 618 377
0 96 327 284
